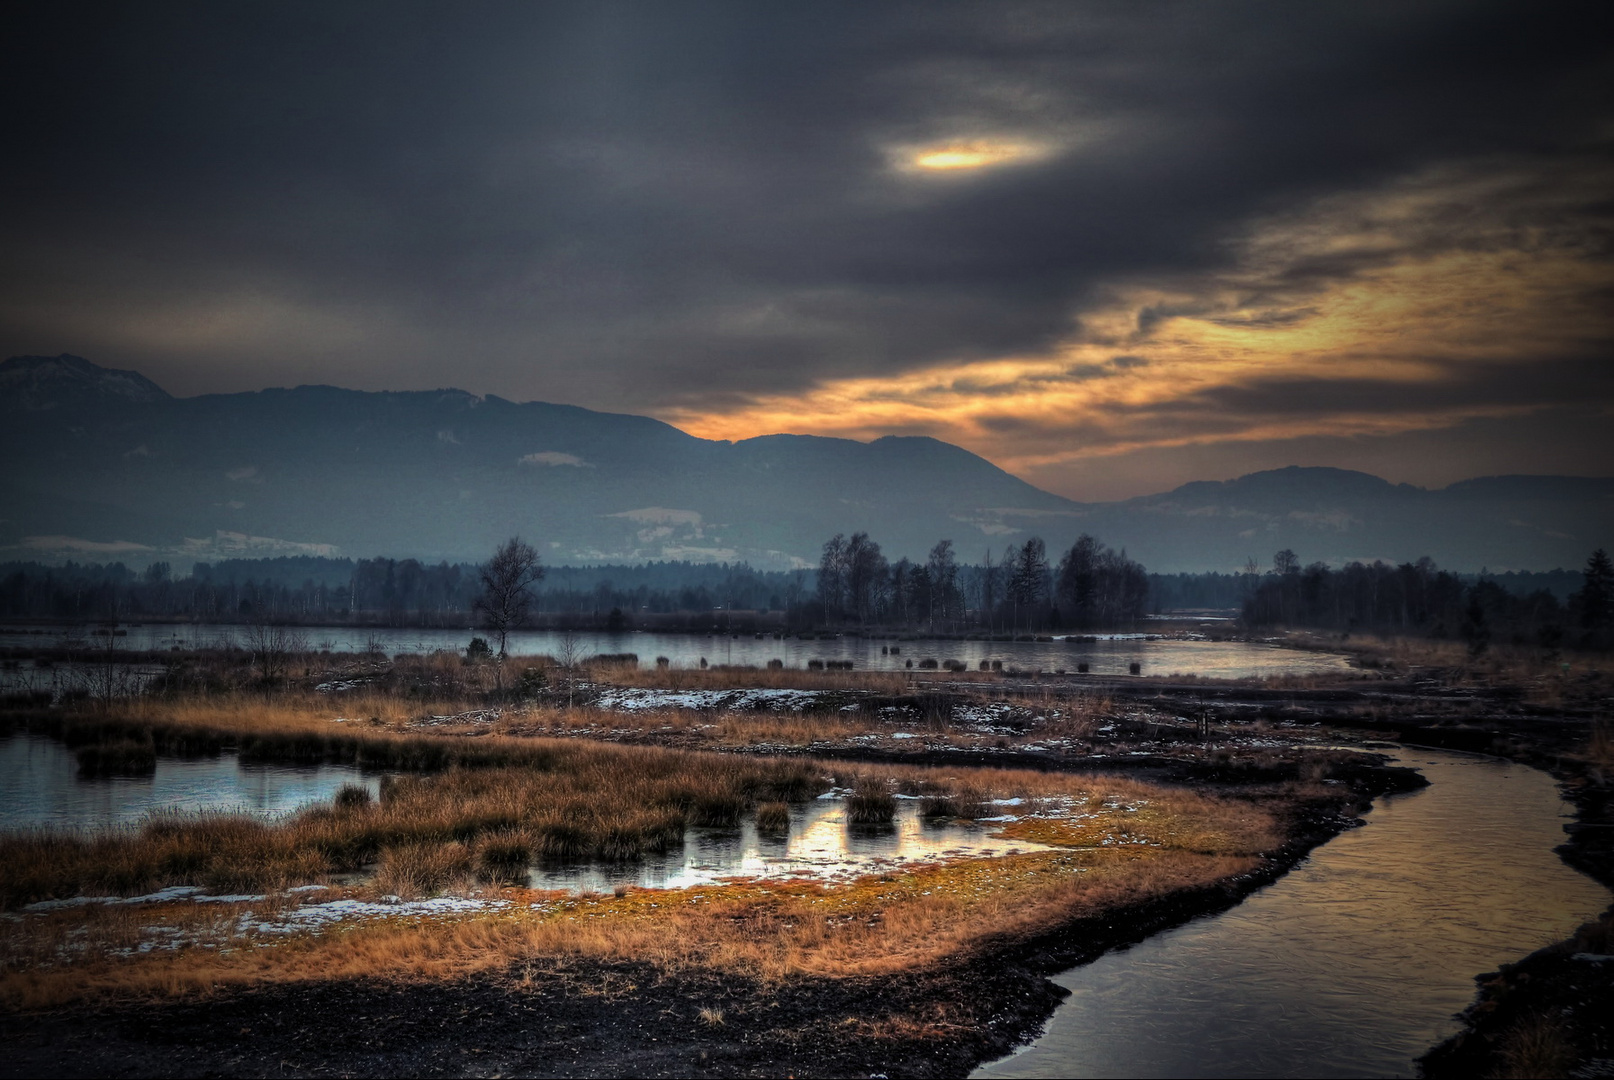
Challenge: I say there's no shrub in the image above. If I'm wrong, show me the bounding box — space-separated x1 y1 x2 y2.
466 637 493 661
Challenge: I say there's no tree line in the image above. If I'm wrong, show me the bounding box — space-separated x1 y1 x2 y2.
1241 547 1614 651
813 532 1149 631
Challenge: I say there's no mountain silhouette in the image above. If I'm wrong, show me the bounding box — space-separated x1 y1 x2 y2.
1 355 1608 571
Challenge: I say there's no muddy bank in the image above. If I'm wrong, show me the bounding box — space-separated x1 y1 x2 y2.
0 761 1410 1078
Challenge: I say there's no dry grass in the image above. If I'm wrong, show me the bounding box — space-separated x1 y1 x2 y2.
0 734 1296 1010
1493 1014 1578 1079
0 740 825 909
845 779 897 824
755 802 791 833
0 659 1326 1011
2 844 1262 1009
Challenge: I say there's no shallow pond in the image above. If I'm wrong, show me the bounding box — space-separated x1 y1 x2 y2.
0 735 1052 888
0 624 1351 681
0 734 378 831
974 747 1611 1079
526 798 1057 893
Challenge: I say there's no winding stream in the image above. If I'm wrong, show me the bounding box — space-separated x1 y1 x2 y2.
974 748 1609 1079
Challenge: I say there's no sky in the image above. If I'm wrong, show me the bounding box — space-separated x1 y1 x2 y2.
3 1 1612 502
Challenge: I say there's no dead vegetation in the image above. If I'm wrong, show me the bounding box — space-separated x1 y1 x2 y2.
0 636 1386 1014
0 740 826 909
0 692 1305 1011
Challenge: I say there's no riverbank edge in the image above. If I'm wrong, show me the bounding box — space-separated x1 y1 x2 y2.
1412 738 1614 1079
0 758 1422 1078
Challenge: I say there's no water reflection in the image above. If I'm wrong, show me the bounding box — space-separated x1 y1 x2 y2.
974 749 1611 1079
0 624 1352 681
0 735 378 831
527 799 1055 893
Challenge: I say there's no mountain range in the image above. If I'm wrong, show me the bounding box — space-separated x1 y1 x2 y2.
2 354 1609 572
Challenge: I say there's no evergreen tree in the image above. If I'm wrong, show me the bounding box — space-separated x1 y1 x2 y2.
1578 548 1613 630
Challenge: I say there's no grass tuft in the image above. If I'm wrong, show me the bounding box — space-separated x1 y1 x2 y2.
755 802 791 833
846 779 896 824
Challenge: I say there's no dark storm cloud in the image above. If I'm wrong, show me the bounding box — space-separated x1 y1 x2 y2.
1 0 1611 420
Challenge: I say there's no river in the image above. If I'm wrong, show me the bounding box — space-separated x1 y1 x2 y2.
974 747 1609 1079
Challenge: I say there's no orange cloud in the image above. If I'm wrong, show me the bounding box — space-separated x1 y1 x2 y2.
666 160 1614 480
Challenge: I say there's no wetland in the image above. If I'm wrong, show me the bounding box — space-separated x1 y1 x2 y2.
0 630 1609 1077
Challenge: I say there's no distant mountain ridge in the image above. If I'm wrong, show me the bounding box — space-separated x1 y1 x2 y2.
0 353 170 410
1 355 1608 571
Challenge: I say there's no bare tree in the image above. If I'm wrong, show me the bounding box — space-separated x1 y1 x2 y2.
475 537 545 658
243 620 308 684
926 539 958 630
555 629 591 708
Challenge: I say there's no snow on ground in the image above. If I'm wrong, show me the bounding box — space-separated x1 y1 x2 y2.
24 885 267 912
314 679 371 693
952 700 1043 733
237 895 509 935
591 687 835 712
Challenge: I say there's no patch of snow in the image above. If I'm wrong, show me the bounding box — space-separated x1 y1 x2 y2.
238 896 510 935
592 687 835 713
25 885 207 911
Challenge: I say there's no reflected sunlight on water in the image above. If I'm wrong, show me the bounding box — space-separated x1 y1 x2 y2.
974 748 1611 1080
527 799 1058 894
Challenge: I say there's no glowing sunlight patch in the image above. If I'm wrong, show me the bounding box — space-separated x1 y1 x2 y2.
909 140 1036 171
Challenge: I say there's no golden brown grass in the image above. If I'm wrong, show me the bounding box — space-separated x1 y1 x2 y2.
0 738 1297 1010
2 845 1261 1010
0 659 1334 1012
